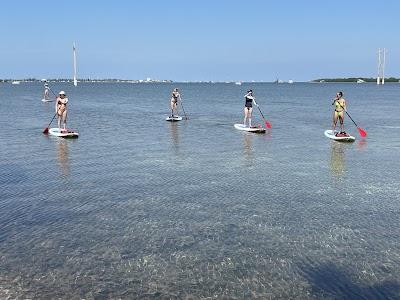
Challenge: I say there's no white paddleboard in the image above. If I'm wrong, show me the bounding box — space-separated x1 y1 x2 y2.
49 128 79 138
324 130 355 142
42 98 53 102
166 116 183 122
234 124 266 133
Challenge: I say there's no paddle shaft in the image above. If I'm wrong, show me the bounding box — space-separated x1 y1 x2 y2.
42 86 59 133
179 96 188 120
48 87 58 97
43 113 57 133
256 104 267 121
252 98 271 128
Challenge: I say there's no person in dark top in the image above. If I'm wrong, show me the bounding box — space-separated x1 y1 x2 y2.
243 90 255 127
170 88 181 117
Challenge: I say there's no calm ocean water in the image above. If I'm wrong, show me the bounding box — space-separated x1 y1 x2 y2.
0 82 399 299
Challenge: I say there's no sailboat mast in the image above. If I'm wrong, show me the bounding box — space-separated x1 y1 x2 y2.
73 42 77 86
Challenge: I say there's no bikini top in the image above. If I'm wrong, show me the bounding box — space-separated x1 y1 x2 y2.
334 98 345 111
57 98 68 106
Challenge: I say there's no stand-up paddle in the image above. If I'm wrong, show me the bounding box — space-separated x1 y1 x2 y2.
253 99 272 129
179 96 188 120
43 113 57 134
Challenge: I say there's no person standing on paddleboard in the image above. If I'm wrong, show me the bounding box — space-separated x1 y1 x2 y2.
56 91 68 131
170 88 181 117
332 91 347 136
244 90 256 127
43 81 50 100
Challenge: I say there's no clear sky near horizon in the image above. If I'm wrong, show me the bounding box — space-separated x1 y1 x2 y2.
0 0 399 81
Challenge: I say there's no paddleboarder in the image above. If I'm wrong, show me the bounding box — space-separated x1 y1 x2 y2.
170 88 181 117
332 91 347 136
244 90 255 127
43 81 50 100
56 91 68 132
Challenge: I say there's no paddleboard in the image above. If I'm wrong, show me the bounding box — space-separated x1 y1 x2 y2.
49 128 79 138
166 116 183 122
42 98 53 102
324 130 355 142
234 124 266 133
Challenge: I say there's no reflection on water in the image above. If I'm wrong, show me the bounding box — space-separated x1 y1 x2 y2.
56 139 70 177
242 133 254 165
2 83 400 299
329 141 346 179
169 122 179 153
357 139 368 151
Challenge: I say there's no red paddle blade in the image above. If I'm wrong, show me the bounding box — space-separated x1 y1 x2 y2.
43 127 49 134
265 120 272 129
357 127 367 138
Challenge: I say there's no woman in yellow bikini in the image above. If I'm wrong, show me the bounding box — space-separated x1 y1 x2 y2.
332 91 347 136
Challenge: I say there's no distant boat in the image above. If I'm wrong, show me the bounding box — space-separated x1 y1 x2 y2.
288 80 294 84
11 81 20 85
73 42 77 86
356 79 365 83
235 81 242 85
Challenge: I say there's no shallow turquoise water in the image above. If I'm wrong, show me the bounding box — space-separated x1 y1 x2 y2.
0 82 399 298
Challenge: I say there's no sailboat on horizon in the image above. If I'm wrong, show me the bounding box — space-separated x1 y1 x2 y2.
73 42 77 86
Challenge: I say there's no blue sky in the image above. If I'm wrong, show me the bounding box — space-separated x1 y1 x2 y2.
0 0 398 81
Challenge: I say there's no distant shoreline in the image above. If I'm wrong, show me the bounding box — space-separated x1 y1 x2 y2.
1 77 399 84
311 77 400 83
0 78 174 84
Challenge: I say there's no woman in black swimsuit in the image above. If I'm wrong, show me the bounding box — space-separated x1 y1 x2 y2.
243 90 255 127
170 88 180 117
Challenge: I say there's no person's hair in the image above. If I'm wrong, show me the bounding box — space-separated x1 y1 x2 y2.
338 91 343 97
